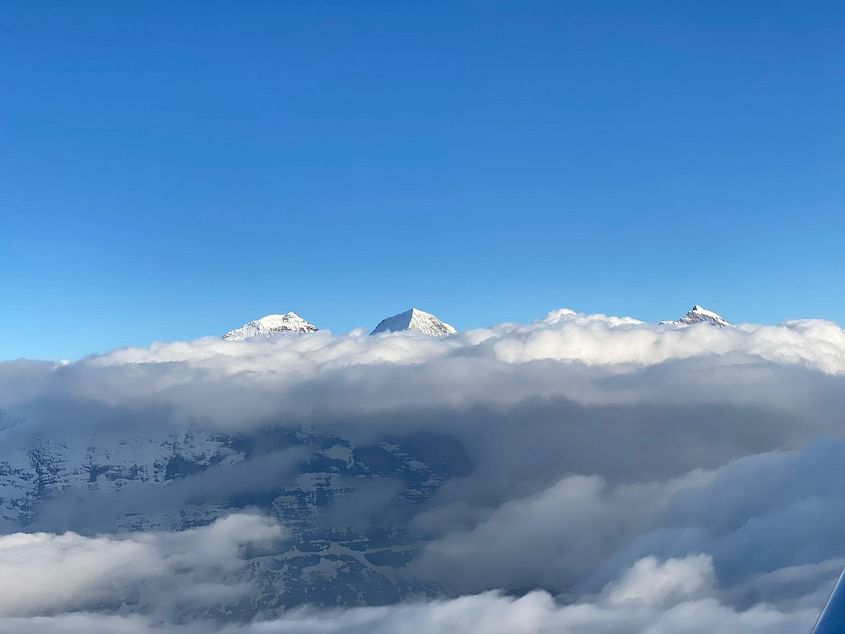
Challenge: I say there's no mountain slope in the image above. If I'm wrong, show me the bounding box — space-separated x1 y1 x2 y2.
0 423 469 615
223 313 318 340
370 308 456 336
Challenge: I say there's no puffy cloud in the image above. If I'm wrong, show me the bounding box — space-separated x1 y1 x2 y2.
604 554 714 607
0 514 285 618
220 582 815 634
0 554 820 633
414 439 845 598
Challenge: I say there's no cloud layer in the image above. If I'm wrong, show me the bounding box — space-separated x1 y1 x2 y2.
0 545 820 633
3 309 845 430
1 308 844 631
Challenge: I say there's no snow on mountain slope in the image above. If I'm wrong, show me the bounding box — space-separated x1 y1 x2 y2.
660 305 730 328
223 313 318 340
0 423 469 614
370 308 456 336
0 429 243 531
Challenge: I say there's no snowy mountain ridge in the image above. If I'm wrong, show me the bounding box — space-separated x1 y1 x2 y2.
223 312 318 340
220 304 732 341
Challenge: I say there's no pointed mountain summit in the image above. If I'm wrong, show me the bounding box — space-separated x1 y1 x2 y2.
370 308 456 336
660 305 730 328
223 312 318 340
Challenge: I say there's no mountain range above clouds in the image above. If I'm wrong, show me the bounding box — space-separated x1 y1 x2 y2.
223 305 730 341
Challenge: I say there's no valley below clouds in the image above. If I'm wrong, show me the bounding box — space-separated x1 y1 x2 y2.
1 308 844 632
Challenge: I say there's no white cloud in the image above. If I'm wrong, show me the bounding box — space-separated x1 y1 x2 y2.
0 555 819 633
83 310 845 373
3 309 845 432
0 514 284 617
604 554 714 607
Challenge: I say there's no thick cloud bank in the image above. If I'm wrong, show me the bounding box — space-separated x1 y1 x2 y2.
0 514 284 618
3 308 845 429
1 309 845 631
0 530 820 633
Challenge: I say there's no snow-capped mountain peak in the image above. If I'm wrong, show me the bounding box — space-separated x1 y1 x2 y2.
661 305 730 328
223 312 318 340
370 308 456 336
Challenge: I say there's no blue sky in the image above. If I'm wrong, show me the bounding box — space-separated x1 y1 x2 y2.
1 1 843 360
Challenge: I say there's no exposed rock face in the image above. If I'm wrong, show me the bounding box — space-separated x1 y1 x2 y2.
0 424 471 617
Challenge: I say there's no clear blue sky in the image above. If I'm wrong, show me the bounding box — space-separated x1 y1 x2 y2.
2 1 843 360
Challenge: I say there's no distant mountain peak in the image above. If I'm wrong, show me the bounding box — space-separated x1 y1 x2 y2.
661 305 730 328
370 308 456 336
223 312 318 340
